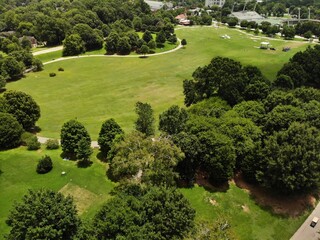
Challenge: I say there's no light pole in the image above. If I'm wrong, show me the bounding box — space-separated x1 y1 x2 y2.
298 7 301 22
308 7 311 20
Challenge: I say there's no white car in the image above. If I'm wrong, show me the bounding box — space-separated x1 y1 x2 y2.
310 217 319 228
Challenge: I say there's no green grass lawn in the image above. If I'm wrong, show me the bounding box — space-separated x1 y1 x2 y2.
6 27 311 139
181 185 308 240
0 146 310 239
0 147 115 237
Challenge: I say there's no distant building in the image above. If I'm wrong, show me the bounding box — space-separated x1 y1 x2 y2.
19 36 38 48
230 11 264 22
205 0 225 8
144 0 173 11
175 13 191 25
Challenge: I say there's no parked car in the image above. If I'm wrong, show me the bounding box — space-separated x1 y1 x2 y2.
310 217 319 228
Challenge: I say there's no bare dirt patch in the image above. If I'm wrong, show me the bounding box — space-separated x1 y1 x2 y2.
242 204 250 213
59 183 98 215
234 173 316 217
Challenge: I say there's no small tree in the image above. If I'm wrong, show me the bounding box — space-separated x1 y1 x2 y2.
135 102 155 136
142 30 153 43
60 119 91 157
156 30 166 47
140 44 149 57
98 118 124 157
36 155 53 174
304 30 313 39
76 138 93 162
181 39 187 48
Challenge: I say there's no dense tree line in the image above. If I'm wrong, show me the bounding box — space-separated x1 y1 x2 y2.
0 0 178 56
0 36 43 82
176 46 320 193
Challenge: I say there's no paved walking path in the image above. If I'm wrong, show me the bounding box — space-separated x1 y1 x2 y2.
37 136 99 148
291 202 320 240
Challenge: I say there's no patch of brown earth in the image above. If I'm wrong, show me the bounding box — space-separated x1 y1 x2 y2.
234 173 316 217
59 183 98 215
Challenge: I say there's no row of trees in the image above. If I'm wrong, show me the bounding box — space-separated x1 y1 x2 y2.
0 0 177 48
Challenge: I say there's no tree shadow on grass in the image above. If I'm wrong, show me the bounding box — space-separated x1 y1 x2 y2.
60 152 76 161
179 169 230 193
106 167 118 182
77 160 93 168
139 56 148 59
96 152 107 162
234 172 317 217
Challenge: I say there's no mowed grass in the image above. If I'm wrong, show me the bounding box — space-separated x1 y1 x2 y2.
6 26 311 139
181 184 308 240
0 147 115 236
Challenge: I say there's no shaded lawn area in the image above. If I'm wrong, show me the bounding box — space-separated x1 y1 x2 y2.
7 27 310 139
0 147 115 236
181 184 309 240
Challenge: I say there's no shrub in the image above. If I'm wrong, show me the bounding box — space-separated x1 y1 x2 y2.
58 67 64 71
26 135 41 150
36 155 53 174
46 139 60 150
49 73 56 77
20 132 34 146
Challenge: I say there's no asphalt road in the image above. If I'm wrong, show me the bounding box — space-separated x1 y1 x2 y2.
291 202 320 240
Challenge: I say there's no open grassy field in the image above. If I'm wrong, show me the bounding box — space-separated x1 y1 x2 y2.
0 147 115 236
6 26 311 139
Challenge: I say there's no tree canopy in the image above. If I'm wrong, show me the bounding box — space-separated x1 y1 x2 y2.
1 91 40 130
93 185 195 240
60 119 91 158
6 189 80 240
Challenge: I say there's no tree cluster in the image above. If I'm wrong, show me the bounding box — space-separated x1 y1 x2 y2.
178 54 320 194
0 35 42 82
183 56 270 106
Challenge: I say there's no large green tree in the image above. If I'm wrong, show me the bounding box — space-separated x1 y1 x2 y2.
60 119 91 157
63 34 85 56
0 56 24 80
2 91 40 130
183 57 268 106
6 189 80 240
93 186 195 240
110 131 183 186
257 122 320 193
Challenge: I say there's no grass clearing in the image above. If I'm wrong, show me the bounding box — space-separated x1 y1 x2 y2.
7 27 311 139
0 147 115 236
181 184 309 240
